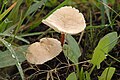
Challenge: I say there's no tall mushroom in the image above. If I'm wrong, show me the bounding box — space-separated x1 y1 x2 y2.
26 38 62 64
42 6 86 45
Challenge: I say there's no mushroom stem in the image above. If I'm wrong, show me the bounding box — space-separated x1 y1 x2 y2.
60 33 65 46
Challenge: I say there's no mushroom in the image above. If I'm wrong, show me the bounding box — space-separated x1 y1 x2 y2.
42 6 86 45
26 38 62 64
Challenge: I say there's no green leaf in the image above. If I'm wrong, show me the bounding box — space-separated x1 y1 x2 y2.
66 72 77 80
0 45 28 68
97 32 118 54
98 67 115 80
91 47 106 68
63 34 81 64
91 32 118 66
66 34 81 57
63 44 78 63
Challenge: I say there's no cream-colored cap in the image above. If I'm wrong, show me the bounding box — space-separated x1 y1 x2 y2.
26 38 62 64
42 6 86 34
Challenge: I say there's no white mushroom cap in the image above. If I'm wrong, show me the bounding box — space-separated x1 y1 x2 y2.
42 6 86 34
26 38 62 64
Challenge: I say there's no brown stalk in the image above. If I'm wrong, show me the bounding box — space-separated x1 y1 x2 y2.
60 33 65 46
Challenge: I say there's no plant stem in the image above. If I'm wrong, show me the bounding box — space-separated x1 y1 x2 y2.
78 31 84 45
60 33 65 46
89 65 95 75
108 54 120 63
76 65 80 80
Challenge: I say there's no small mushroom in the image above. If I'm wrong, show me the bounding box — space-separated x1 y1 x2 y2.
26 38 62 64
42 6 86 45
42 6 86 34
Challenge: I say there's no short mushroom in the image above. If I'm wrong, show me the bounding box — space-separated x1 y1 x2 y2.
42 6 86 45
26 38 62 64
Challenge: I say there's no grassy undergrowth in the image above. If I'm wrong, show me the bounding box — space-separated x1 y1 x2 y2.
0 0 120 80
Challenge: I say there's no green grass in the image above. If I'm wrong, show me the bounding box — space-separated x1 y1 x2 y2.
0 0 120 80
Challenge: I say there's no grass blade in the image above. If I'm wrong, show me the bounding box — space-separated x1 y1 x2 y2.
101 0 112 28
0 33 30 44
0 45 27 68
0 38 25 80
0 2 17 21
25 0 47 17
